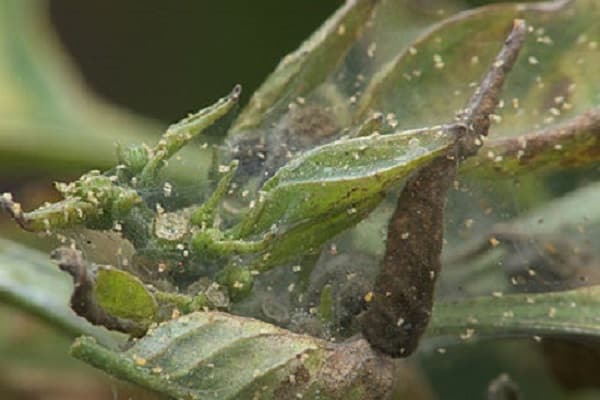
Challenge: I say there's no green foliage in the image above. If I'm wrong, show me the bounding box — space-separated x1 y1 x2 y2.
236 126 454 238
1 0 600 399
95 267 158 324
232 0 378 132
0 238 124 347
71 313 329 400
428 286 600 342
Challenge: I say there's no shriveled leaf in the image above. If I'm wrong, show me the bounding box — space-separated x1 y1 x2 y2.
71 311 396 400
50 246 198 336
359 18 528 358
0 238 123 347
1 172 143 232
236 126 455 238
427 285 600 343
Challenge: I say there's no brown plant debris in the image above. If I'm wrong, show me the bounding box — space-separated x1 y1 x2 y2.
50 247 146 336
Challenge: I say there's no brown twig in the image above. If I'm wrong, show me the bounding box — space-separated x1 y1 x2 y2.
0 193 32 231
465 107 600 174
359 20 527 357
456 19 528 157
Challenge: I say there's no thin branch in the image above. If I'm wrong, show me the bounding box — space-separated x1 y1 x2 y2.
0 193 31 231
456 19 528 158
465 107 600 174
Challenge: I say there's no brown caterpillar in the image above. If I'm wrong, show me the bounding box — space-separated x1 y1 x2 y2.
360 19 528 357
359 151 457 356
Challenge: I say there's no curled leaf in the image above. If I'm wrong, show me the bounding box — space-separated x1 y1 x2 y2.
235 125 456 238
94 267 158 324
1 171 142 232
359 155 457 357
138 85 241 185
354 0 600 176
463 107 600 175
51 247 157 337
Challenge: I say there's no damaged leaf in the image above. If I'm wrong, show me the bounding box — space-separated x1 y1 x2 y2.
94 267 158 324
71 311 396 400
1 0 600 397
357 0 600 175
51 247 156 337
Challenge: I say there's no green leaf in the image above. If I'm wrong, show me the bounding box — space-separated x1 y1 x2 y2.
0 238 124 347
231 0 378 133
71 311 396 400
236 125 456 238
95 267 158 324
427 285 600 343
495 180 600 236
359 1 599 129
70 287 600 399
138 85 241 185
356 0 600 173
255 194 384 270
440 179 600 300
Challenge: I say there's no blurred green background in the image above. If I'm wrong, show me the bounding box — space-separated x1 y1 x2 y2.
49 1 340 123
